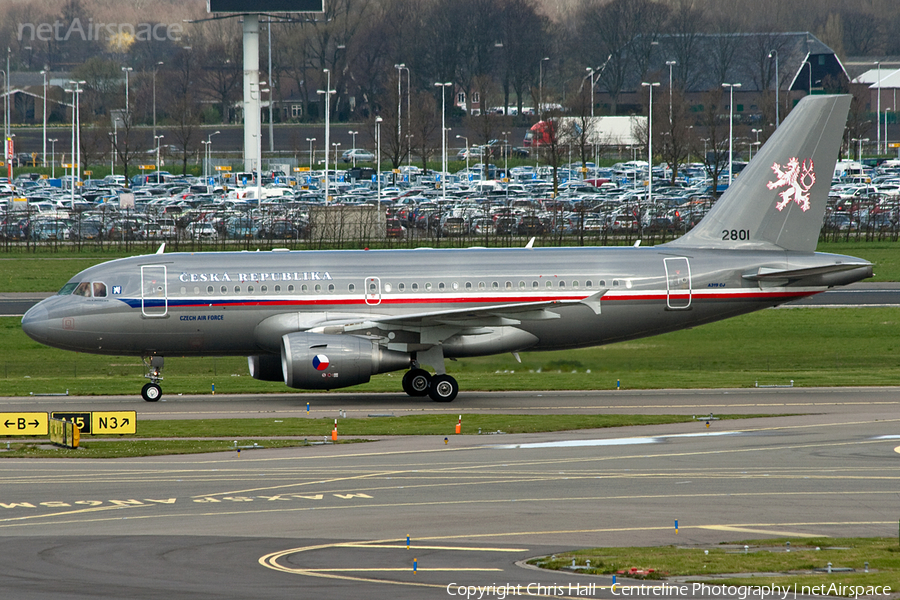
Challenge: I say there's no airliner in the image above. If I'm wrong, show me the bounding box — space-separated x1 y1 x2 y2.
21 95 872 402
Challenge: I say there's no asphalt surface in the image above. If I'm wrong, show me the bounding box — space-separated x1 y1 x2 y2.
0 388 898 599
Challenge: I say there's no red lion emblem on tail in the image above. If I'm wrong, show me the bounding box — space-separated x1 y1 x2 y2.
767 157 816 212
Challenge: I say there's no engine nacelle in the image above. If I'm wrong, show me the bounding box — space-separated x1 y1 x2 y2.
281 332 410 390
248 355 284 382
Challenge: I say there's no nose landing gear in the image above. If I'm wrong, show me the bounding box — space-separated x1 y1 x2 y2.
141 356 164 402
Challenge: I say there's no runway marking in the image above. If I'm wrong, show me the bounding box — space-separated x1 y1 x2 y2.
698 525 821 538
303 567 503 572
2 493 898 530
338 543 528 552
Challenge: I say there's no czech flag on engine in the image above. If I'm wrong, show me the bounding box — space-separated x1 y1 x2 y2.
312 355 330 371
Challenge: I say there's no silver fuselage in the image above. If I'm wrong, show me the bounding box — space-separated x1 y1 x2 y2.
22 245 871 358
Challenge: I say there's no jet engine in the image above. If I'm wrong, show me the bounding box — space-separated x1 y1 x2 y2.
248 354 284 382
281 332 410 390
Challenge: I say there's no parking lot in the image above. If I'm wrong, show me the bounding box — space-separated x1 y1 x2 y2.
2 157 899 252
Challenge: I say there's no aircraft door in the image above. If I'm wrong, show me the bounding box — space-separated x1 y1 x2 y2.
141 265 168 317
664 257 691 309
365 276 382 305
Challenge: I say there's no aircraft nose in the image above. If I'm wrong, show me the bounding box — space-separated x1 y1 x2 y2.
21 304 50 343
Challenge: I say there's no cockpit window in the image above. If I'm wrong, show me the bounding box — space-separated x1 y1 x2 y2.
64 282 107 298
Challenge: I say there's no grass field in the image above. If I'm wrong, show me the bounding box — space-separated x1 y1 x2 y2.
531 537 900 594
2 304 899 396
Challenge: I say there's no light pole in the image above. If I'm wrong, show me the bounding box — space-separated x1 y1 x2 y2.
40 67 48 166
852 137 868 161
876 61 882 155
122 66 133 121
331 142 341 177
722 82 741 186
48 138 57 178
65 80 85 206
886 108 891 154
435 82 452 203
538 57 550 121
258 87 269 200
666 60 676 124
456 134 469 175
155 134 164 173
502 130 510 201
306 137 316 171
642 82 660 209
375 116 382 212
394 63 406 154
768 50 779 127
750 128 761 160
152 61 163 140
204 130 220 180
316 69 336 203
585 67 595 118
348 130 358 165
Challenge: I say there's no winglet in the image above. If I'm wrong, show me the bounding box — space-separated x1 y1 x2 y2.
156 243 166 255
525 237 535 249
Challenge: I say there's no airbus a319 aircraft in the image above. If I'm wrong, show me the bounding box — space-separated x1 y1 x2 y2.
22 95 872 402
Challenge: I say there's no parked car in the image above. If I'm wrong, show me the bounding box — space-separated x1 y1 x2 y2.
386 219 406 239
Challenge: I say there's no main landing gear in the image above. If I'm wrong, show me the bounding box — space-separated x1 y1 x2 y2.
141 356 164 402
401 368 459 402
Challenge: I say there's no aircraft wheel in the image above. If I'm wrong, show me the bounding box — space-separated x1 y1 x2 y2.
402 369 431 397
141 382 162 402
428 374 458 402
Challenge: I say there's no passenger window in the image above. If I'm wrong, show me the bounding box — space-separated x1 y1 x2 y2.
599 280 606 287
438 282 445 291
288 285 295 292
492 281 499 290
586 280 593 288
261 285 268 293
349 283 356 292
519 281 525 289
193 286 200 295
425 282 432 291
301 284 308 292
327 284 335 293
221 285 227 294
234 286 241 293
451 282 459 290
532 281 539 289
180 287 187 295
315 284 322 293
208 286 214 294
92 282 107 297
275 285 281 292
478 282 485 290
573 281 579 288
398 283 405 292
559 281 566 288
505 281 512 289
465 282 472 290
248 285 255 293
412 283 419 291
546 280 553 288
384 283 392 292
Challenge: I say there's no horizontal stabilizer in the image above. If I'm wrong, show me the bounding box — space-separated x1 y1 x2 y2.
743 262 872 281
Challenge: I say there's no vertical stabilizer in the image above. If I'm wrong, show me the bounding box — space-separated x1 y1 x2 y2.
667 94 850 252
